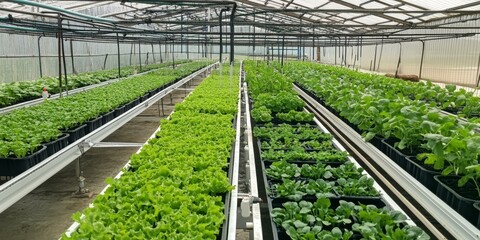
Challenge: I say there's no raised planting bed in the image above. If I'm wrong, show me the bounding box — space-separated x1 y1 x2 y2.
101 110 115 125
280 60 480 230
0 61 211 177
63 63 240 239
271 198 429 240
43 133 70 156
405 156 441 192
0 145 48 177
0 60 191 108
434 175 480 225
84 116 103 134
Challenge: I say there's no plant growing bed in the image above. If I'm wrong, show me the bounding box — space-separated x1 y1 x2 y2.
271 198 429 239
0 61 210 177
244 60 432 239
64 64 240 239
279 61 480 228
0 60 191 108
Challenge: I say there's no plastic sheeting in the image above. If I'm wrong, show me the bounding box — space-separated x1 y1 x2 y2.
0 32 211 83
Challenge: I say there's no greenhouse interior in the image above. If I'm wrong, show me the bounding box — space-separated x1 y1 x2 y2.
0 0 480 239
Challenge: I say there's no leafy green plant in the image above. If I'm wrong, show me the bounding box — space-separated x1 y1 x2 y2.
255 91 305 113
0 62 209 158
272 198 430 240
334 176 379 197
251 106 273 123
276 110 314 123
266 161 301 180
64 63 238 239
300 163 333 180
0 60 191 108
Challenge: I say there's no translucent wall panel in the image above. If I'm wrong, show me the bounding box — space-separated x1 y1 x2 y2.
0 33 208 83
319 35 480 88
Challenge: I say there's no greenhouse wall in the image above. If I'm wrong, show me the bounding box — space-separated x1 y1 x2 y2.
318 16 480 88
0 33 211 83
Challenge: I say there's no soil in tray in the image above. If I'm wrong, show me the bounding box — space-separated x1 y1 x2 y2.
439 177 480 201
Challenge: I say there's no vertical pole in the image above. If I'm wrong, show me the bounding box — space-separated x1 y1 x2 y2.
181 13 184 54
229 4 237 65
159 42 163 63
103 54 109 70
373 44 378 71
69 40 76 74
57 15 63 97
151 43 156 63
312 28 315 61
61 27 68 96
264 12 267 61
344 36 347 67
129 43 133 66
116 34 121 77
277 36 280 62
419 40 426 79
334 39 337 65
138 42 142 71
395 43 402 78
219 9 224 63
37 36 43 78
281 35 285 67
253 11 256 57
172 39 176 69
165 43 168 62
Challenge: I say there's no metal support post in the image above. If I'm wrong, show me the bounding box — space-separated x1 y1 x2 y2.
69 40 76 74
419 40 425 79
159 42 163 63
230 3 237 65
57 14 63 97
116 34 121 78
37 36 43 78
138 42 142 71
61 30 69 96
281 35 285 67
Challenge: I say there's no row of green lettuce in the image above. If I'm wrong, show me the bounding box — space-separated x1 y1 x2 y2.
0 61 210 159
63 63 239 239
244 61 313 123
282 61 480 198
0 60 191 108
285 62 480 119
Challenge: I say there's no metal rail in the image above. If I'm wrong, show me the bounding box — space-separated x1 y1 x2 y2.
0 63 180 115
227 61 243 239
244 76 263 239
0 63 217 214
294 84 480 240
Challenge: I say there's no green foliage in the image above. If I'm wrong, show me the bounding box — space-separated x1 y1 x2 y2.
244 60 293 97
272 198 430 240
0 60 191 108
65 64 239 239
282 61 480 197
276 110 314 123
0 61 209 158
255 92 304 113
251 106 273 123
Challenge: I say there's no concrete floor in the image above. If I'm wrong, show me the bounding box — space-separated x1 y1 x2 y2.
0 78 203 240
